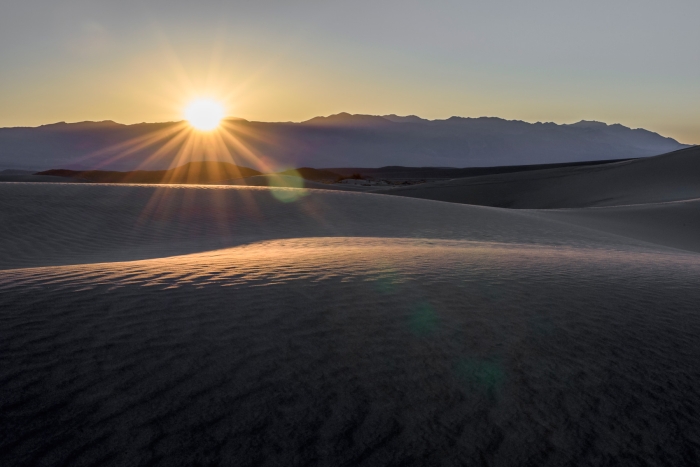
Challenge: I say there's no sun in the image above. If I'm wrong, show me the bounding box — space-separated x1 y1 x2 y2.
184 99 225 131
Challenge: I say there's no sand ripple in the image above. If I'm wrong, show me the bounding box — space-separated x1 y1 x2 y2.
3 237 700 465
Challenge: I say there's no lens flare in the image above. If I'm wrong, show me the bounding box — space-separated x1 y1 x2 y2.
184 99 225 131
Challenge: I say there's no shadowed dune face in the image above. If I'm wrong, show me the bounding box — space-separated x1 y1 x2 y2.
389 145 700 209
530 199 700 255
3 183 700 465
3 238 700 465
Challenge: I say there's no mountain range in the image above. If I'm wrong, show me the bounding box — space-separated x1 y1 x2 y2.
0 113 689 171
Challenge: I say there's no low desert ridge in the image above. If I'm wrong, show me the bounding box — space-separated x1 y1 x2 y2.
2 146 700 465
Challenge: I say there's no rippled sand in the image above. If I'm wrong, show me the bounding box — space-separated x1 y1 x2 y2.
2 183 700 466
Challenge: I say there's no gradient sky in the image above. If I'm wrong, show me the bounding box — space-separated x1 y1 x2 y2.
1 0 699 143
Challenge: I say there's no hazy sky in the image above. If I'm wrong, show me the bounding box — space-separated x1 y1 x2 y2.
1 0 699 143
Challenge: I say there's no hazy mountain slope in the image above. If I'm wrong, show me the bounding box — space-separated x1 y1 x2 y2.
0 114 688 171
389 145 700 208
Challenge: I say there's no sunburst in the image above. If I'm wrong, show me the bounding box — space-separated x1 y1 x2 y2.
184 99 225 131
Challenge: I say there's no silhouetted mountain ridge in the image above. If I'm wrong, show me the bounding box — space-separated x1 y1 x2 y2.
302 113 394 126
0 113 689 171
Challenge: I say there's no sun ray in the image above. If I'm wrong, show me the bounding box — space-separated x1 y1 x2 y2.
71 122 191 171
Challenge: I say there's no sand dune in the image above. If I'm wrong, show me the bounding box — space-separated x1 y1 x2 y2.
0 182 670 270
3 180 700 465
390 145 700 208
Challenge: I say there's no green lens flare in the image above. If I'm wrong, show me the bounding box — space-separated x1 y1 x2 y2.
266 171 307 203
409 302 438 335
455 358 505 393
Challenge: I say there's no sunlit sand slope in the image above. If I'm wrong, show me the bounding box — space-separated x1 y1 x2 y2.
2 183 700 466
389 145 700 208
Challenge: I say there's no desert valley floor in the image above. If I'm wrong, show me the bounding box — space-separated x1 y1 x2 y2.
3 147 700 466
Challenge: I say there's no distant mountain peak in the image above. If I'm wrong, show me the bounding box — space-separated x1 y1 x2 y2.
444 116 509 123
302 113 394 126
381 114 427 123
38 120 124 130
568 120 609 128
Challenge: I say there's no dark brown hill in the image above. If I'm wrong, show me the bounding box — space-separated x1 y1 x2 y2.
38 161 261 184
276 167 342 181
327 158 632 180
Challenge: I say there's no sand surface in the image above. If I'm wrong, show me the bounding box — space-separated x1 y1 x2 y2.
3 179 700 466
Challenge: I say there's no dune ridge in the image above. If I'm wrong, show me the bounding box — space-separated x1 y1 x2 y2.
390 145 700 208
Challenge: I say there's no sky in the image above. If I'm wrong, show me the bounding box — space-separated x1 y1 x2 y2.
1 0 699 143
